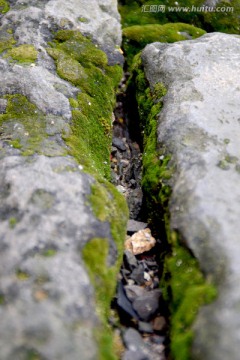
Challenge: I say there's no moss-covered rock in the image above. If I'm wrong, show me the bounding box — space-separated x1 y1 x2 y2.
0 94 47 155
4 44 38 63
0 29 16 53
123 23 205 65
0 0 9 14
47 30 123 180
0 3 127 360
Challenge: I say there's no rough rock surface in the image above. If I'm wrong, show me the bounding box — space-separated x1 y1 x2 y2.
0 1 125 359
141 33 240 360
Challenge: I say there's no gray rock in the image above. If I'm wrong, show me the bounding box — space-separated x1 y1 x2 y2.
141 33 240 360
132 289 162 321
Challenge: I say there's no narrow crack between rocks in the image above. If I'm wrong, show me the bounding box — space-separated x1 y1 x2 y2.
110 73 170 360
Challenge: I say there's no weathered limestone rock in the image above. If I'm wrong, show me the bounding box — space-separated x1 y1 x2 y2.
141 33 240 359
0 1 127 359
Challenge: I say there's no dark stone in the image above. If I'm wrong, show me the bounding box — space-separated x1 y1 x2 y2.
117 282 139 320
123 250 138 270
151 335 165 345
138 321 154 334
112 137 127 151
132 289 162 321
129 263 146 285
124 285 146 302
127 188 143 220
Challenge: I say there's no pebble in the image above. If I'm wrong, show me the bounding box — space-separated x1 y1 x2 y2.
116 185 126 194
153 316 167 332
151 335 165 345
117 282 139 319
125 228 156 255
127 188 143 220
123 328 144 351
111 146 118 154
132 289 162 322
112 137 127 151
143 272 151 282
125 285 147 302
124 250 138 270
123 350 148 360
129 179 137 188
129 263 146 285
138 321 154 334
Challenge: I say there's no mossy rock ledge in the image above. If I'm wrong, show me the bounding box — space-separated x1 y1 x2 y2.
135 33 240 360
0 1 128 360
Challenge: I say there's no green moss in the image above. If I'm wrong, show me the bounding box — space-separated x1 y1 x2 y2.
0 0 9 14
82 238 116 323
83 180 128 359
47 30 122 179
83 238 118 360
217 159 230 170
4 44 38 63
0 293 5 305
235 164 240 173
89 180 129 253
224 138 230 144
9 217 17 229
42 249 57 257
129 53 217 360
26 349 41 360
123 23 205 65
128 53 172 220
225 154 238 164
0 94 47 155
16 269 30 280
78 17 89 23
162 232 217 360
9 139 22 149
0 31 16 53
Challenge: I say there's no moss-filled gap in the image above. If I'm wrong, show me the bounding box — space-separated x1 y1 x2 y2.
123 50 217 360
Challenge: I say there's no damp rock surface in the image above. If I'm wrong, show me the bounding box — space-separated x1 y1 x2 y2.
141 32 240 360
